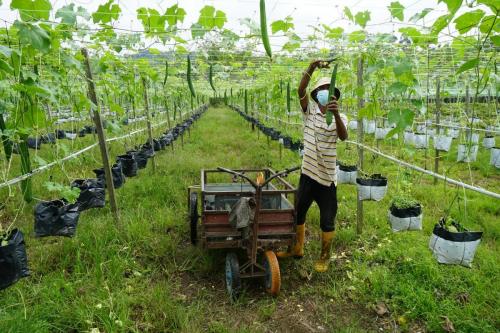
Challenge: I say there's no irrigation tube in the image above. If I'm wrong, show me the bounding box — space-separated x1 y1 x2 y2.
0 109 196 190
346 140 500 200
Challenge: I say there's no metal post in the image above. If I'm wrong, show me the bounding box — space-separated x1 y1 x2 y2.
81 48 119 222
434 78 441 185
142 77 156 173
356 57 364 235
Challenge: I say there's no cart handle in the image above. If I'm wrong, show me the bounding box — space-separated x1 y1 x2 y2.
216 166 300 189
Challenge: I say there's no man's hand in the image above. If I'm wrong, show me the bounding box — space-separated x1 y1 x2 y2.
310 60 332 70
326 98 339 114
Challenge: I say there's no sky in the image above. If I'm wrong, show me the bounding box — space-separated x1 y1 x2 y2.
0 0 452 38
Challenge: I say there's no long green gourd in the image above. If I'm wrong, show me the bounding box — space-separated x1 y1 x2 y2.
19 138 32 202
326 63 338 126
163 60 168 86
286 81 291 114
187 56 196 98
209 64 216 92
260 0 272 60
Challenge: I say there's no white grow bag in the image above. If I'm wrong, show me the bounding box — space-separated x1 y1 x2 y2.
362 119 376 134
388 204 423 232
457 144 478 162
337 164 357 185
65 132 77 140
490 147 500 168
356 175 387 201
348 120 358 130
413 133 429 149
434 135 453 152
375 128 389 140
448 128 460 139
429 222 482 268
465 132 479 144
404 131 415 146
482 136 495 149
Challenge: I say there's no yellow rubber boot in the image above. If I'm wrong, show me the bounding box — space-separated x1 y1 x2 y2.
314 231 335 272
277 224 305 259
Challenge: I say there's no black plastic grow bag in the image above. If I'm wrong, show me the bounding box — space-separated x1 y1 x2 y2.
55 129 66 139
71 179 105 211
40 133 56 144
0 228 30 290
34 199 80 237
93 163 125 188
84 125 96 134
27 137 42 149
78 129 86 137
389 203 421 218
356 174 387 186
117 154 138 177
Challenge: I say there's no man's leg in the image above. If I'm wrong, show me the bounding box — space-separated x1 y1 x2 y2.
313 182 338 272
277 174 314 259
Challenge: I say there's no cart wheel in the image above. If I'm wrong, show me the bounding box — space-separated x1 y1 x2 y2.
225 252 241 300
263 250 281 296
189 192 199 245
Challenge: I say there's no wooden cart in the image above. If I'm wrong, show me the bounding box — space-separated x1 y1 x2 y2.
187 166 299 298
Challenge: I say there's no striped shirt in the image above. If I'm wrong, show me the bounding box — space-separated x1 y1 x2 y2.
301 102 348 187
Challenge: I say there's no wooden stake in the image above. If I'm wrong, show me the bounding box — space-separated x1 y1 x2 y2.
434 78 441 185
356 57 364 235
81 48 119 222
142 77 156 173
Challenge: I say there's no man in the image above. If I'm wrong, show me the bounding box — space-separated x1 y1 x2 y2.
277 60 348 273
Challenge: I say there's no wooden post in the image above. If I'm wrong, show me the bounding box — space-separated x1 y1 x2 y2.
356 57 364 235
434 78 441 185
142 77 156 173
81 48 119 222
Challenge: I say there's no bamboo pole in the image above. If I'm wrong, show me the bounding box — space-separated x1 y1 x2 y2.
434 78 441 185
356 56 365 235
142 77 156 173
81 48 119 222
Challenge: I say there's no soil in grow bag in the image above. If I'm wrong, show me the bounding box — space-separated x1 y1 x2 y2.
388 203 422 232
429 219 482 267
117 154 138 177
71 179 105 211
34 199 80 237
0 228 30 290
356 174 388 201
27 137 42 149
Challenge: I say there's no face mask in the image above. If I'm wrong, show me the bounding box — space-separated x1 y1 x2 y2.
316 89 329 106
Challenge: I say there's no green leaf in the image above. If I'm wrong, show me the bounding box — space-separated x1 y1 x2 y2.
454 9 485 34
344 7 354 21
14 20 50 53
137 8 166 34
349 30 366 42
33 155 47 167
438 0 463 15
388 2 404 21
0 59 14 74
92 0 121 24
409 8 433 22
387 108 415 138
191 23 205 39
198 5 227 29
56 3 77 25
271 16 294 34
477 0 498 13
10 0 51 21
479 15 500 33
165 4 186 26
456 58 479 75
491 34 500 46
431 14 452 35
282 41 300 53
393 60 412 77
399 27 422 44
388 82 408 95
0 45 13 58
354 11 370 28
323 25 344 39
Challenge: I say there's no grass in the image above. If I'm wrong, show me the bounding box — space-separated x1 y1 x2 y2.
0 105 498 332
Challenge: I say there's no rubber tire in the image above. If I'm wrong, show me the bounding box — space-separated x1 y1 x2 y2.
189 192 198 245
225 252 241 300
263 250 281 296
